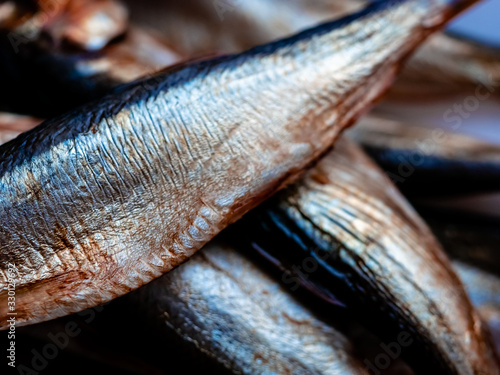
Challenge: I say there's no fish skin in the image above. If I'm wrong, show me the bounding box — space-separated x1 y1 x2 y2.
2 0 497 117
126 0 500 98
0 0 478 328
232 138 499 374
348 115 500 196
0 24 382 375
136 239 370 375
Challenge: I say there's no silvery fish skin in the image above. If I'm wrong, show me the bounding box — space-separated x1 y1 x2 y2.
234 138 499 374
3 0 497 117
348 116 500 196
136 239 370 375
0 0 475 329
1 36 373 375
453 262 500 356
0 0 182 116
126 0 500 98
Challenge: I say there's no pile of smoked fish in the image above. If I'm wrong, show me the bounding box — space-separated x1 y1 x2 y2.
1 0 500 374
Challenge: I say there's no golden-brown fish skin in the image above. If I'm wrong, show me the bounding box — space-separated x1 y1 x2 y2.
0 0 478 329
234 138 500 374
137 240 370 375
127 0 499 99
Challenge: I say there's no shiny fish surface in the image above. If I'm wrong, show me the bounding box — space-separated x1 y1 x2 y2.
0 0 476 329
126 0 499 99
137 240 370 375
234 138 499 374
3 0 497 117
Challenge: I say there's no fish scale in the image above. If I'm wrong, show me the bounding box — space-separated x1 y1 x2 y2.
234 138 500 374
0 0 485 369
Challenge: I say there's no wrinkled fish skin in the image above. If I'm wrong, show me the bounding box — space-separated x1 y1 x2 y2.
1 30 366 375
126 0 500 99
349 116 500 196
0 0 476 329
233 138 499 375
137 240 369 375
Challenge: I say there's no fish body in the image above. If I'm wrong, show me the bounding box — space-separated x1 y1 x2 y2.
3 0 498 118
233 138 499 374
137 240 370 375
126 0 500 99
0 0 475 329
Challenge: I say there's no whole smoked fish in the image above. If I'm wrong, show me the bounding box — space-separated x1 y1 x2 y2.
234 138 499 374
0 0 479 329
